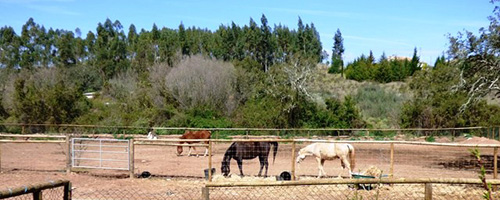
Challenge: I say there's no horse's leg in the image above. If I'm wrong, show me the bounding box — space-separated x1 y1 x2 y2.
236 159 244 177
193 146 198 157
258 156 269 177
203 146 208 157
187 145 192 156
340 156 351 178
316 157 325 178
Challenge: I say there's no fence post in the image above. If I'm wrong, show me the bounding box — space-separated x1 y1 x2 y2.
495 147 498 180
63 182 71 200
129 139 135 179
390 143 394 178
66 135 71 174
424 183 432 200
0 142 2 173
291 140 296 181
33 190 42 200
201 187 210 200
208 140 212 182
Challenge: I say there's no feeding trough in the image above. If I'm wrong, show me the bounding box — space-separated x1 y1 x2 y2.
351 172 388 190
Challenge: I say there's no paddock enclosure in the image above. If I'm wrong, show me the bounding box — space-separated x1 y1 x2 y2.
2 126 500 199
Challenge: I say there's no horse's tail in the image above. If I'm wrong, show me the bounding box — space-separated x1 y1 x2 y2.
270 142 278 164
347 144 355 171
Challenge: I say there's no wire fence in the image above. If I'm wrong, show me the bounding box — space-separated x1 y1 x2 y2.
2 125 500 199
0 180 70 200
1 123 499 139
205 179 500 200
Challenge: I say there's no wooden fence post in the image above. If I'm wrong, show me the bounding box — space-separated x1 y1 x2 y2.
208 140 212 182
425 183 432 200
33 190 42 200
390 143 394 178
129 139 135 179
63 182 71 200
201 187 210 200
0 142 2 173
494 147 498 180
66 135 71 174
291 140 296 181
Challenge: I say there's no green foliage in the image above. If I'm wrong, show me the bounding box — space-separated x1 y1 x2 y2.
425 135 435 142
10 68 90 131
400 63 500 128
167 107 232 128
355 84 407 128
469 147 493 200
330 29 344 74
345 50 421 83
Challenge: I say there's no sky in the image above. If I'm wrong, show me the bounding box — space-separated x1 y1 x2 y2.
0 0 495 64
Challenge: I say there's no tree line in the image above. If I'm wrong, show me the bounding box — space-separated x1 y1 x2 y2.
1 8 500 134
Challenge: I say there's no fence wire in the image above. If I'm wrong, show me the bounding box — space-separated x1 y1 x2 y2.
1 142 66 173
71 182 202 200
206 182 500 200
0 180 69 200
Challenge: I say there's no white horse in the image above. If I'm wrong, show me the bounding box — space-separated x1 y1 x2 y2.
296 143 355 178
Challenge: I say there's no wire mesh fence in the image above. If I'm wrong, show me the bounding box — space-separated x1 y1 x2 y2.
0 142 67 173
0 180 70 200
205 179 500 200
71 185 202 200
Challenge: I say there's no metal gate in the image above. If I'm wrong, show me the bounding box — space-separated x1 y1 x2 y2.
71 138 130 170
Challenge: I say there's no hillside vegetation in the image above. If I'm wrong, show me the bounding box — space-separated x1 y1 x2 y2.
1 11 500 133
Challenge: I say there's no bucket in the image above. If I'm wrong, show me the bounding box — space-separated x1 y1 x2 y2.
276 171 292 181
204 168 216 180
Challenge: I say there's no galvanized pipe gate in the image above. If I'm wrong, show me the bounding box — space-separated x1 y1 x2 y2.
71 138 130 171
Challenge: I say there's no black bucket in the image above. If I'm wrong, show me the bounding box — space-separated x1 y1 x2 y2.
204 168 216 180
276 171 292 181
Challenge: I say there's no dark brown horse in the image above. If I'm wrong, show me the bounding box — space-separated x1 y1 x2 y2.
177 130 211 157
221 142 278 177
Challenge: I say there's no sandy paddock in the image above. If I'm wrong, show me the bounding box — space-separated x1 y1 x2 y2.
1 136 499 199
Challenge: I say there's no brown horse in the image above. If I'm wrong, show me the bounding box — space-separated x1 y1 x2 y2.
177 130 211 157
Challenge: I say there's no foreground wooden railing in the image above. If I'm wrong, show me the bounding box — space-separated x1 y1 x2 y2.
0 180 71 200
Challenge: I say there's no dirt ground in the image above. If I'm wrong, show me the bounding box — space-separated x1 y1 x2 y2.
1 136 499 199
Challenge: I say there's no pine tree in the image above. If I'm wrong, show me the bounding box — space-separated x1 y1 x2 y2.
330 29 344 75
409 47 420 75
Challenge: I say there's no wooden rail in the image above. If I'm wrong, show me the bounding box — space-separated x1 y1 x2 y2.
1 135 500 180
205 178 500 187
0 180 71 199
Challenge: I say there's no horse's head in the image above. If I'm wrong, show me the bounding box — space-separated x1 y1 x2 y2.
296 149 307 164
221 161 230 177
176 146 183 156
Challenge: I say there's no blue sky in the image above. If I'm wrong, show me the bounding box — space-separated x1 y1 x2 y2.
0 0 494 64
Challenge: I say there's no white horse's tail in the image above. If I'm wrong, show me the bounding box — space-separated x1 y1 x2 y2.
347 144 355 171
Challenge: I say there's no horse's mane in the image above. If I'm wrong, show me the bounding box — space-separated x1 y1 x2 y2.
222 142 236 163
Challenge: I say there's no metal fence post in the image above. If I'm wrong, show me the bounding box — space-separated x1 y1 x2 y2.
129 139 135 179
425 183 432 200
